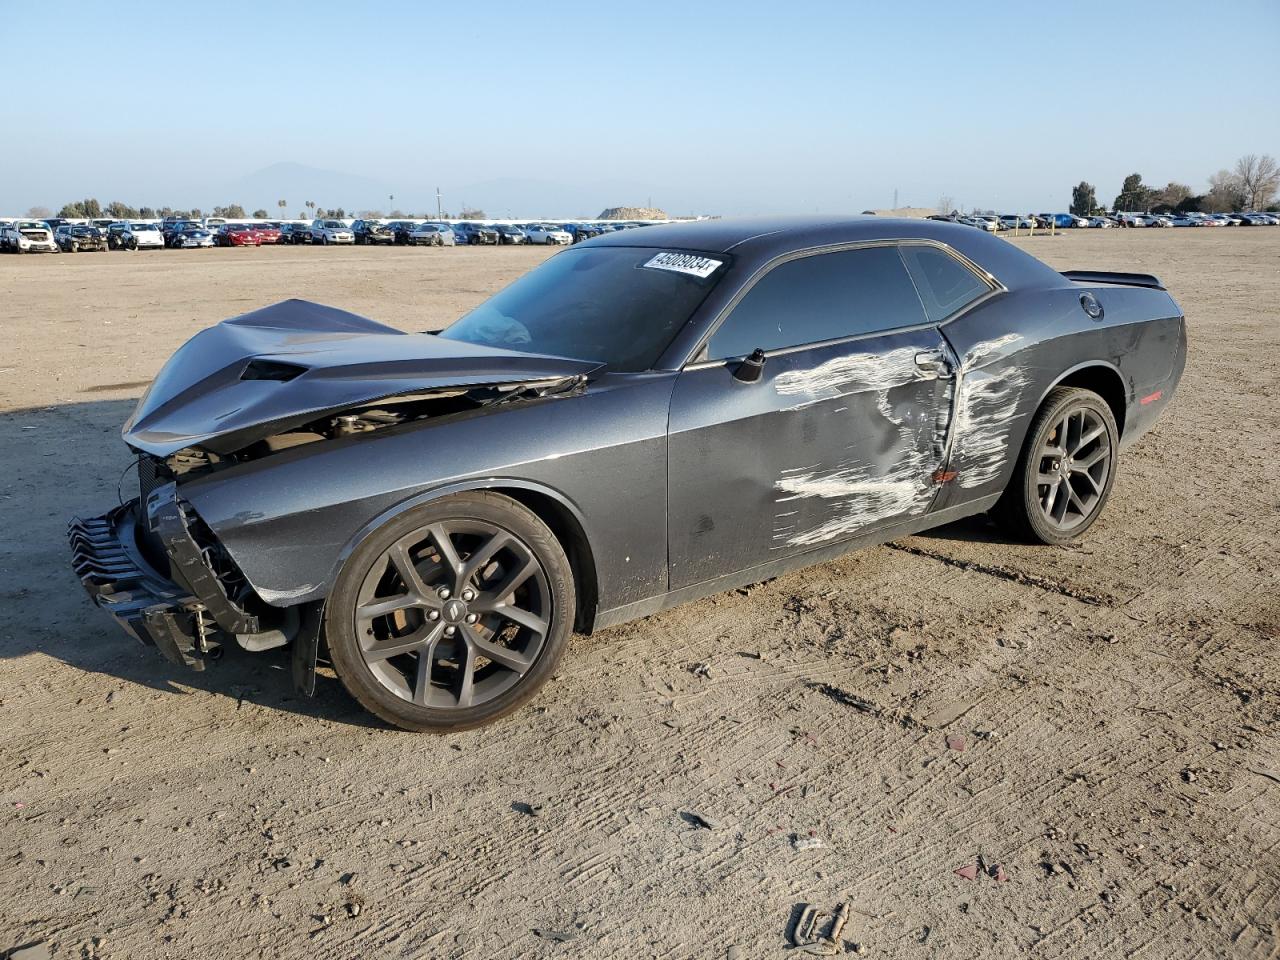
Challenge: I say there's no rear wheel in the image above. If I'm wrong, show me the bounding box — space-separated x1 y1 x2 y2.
992 387 1119 545
326 492 575 732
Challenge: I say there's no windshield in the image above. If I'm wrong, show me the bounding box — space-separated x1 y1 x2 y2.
17 221 45 230
133 223 158 231
439 246 728 371
324 220 342 228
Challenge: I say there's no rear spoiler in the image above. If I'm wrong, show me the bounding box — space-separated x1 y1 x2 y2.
1061 270 1165 291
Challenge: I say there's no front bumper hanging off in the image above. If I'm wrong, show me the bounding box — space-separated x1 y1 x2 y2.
68 482 261 670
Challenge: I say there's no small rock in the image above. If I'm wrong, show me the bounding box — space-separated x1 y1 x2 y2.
346 901 361 918
792 835 823 852
946 735 966 752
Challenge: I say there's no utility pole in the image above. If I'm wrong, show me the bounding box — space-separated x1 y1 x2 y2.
436 187 442 220
893 188 898 210
389 194 394 214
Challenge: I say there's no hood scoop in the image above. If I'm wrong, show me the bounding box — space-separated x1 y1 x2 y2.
123 299 602 457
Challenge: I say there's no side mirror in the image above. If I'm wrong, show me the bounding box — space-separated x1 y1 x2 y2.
733 348 767 383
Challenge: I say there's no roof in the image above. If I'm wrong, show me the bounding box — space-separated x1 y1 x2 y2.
585 215 980 255
584 214 1064 290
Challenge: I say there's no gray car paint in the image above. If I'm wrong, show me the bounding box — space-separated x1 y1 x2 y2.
119 216 1187 631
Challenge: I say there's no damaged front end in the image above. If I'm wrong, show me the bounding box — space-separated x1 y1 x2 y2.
68 480 293 670
69 298 601 690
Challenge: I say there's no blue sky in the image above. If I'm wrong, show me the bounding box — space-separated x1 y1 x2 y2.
2 0 1276 215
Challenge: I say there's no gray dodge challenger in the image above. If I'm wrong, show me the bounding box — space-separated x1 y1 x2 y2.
69 217 1186 731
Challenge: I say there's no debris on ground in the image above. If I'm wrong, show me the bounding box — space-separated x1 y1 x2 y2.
8 943 53 960
953 863 980 880
946 734 966 752
792 834 824 852
532 927 578 942
791 901 849 955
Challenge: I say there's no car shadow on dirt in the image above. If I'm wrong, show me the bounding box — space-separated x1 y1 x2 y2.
0 397 389 729
910 513 1010 545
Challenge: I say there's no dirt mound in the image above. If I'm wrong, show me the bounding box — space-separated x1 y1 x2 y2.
863 206 937 218
598 206 668 220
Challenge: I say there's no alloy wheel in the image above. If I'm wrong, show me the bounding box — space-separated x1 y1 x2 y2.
353 520 552 709
1035 406 1112 532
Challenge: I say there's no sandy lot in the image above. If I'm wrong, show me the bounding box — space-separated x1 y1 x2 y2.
1 231 1277 959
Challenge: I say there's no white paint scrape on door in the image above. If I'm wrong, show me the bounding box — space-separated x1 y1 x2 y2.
952 334 1028 489
772 349 935 548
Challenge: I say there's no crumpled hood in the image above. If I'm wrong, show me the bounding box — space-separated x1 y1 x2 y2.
123 298 602 457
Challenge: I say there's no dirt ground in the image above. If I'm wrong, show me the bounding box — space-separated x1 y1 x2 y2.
1 230 1277 960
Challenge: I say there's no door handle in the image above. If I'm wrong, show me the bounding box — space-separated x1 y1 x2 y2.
914 350 953 379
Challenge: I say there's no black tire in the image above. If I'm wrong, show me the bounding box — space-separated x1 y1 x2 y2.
70 241 79 253
326 491 575 732
992 387 1119 545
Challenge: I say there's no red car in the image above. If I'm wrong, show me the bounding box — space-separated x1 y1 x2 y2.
217 224 262 247
252 224 282 244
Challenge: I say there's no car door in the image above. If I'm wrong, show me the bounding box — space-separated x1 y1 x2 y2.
666 243 958 590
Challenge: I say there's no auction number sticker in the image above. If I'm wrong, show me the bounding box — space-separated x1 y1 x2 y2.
641 251 723 279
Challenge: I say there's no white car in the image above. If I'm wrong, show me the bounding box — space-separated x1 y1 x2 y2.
1087 216 1116 228
524 223 573 245
2 219 59 253
311 219 354 244
407 223 456 246
125 222 165 249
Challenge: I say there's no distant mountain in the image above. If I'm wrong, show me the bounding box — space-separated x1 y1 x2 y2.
212 164 667 220
450 177 659 220
219 162 396 216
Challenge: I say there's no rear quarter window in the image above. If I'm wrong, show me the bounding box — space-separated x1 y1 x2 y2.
899 245 993 322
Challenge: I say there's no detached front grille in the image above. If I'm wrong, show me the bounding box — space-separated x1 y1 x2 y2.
69 513 149 591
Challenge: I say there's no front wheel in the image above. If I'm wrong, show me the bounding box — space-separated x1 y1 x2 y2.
326 492 575 732
992 387 1119 545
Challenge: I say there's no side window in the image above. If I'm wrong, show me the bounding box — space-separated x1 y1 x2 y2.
899 245 992 323
707 246 926 360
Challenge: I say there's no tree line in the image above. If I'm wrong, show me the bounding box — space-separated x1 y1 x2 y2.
1070 154 1279 217
22 197 486 222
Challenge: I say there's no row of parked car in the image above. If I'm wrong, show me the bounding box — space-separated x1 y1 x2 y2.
931 210 1280 232
0 215 665 254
